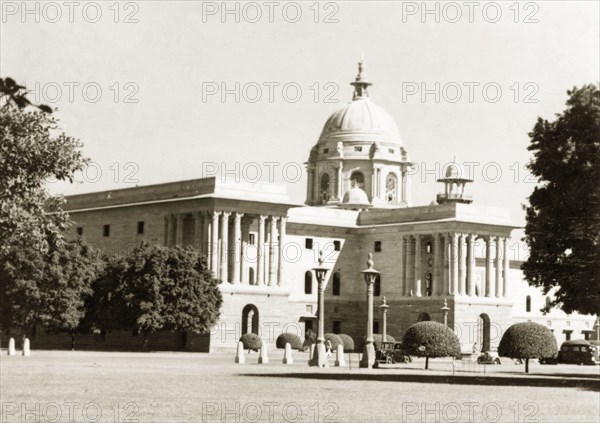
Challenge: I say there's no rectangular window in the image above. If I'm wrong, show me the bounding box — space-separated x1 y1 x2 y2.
374 241 382 252
323 148 329 153
333 321 341 335
249 233 256 245
103 225 110 237
305 238 313 249
354 146 362 152
137 221 145 235
333 240 341 251
388 148 394 154
76 227 83 236
373 321 380 334
305 320 313 333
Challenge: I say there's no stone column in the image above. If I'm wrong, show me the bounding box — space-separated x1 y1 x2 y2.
240 217 251 284
231 213 243 284
414 234 422 297
175 214 184 246
210 211 220 276
458 233 467 296
203 212 211 261
220 212 230 282
278 217 287 286
495 236 502 297
485 237 493 297
194 212 203 253
307 169 313 204
467 234 476 296
503 237 509 298
337 164 343 199
268 216 278 286
443 233 450 295
449 233 458 295
257 215 266 285
433 233 442 296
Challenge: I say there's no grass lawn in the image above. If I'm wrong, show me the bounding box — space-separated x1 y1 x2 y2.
1 350 598 422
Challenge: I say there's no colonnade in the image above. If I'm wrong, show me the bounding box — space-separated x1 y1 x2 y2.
399 233 510 298
164 211 286 285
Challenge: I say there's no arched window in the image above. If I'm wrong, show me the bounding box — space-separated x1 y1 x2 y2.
248 267 255 285
320 173 330 204
385 173 397 203
332 272 341 296
304 271 313 294
374 274 381 296
418 312 431 322
426 242 433 254
242 304 259 335
526 295 531 312
425 273 433 297
350 171 365 189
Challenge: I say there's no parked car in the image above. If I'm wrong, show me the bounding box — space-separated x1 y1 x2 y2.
476 351 501 365
556 340 597 365
376 341 411 364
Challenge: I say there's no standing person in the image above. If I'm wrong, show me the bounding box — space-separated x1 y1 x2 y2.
325 339 332 357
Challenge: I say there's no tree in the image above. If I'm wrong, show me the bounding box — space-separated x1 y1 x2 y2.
0 79 86 255
0 238 102 348
88 245 222 350
498 322 558 373
522 84 600 316
402 321 461 369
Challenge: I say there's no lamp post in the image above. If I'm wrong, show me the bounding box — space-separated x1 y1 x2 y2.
379 296 390 343
309 250 329 367
360 253 379 368
441 298 450 327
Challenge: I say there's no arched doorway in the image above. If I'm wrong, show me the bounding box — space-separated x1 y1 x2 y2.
478 314 491 352
418 312 431 322
242 304 259 335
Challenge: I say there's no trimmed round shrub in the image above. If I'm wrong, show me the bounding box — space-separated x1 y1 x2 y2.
338 334 355 352
402 321 461 369
239 333 262 352
372 334 396 350
324 333 343 352
276 333 302 350
498 322 558 373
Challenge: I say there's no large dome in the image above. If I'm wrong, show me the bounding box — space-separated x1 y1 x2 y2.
318 98 402 145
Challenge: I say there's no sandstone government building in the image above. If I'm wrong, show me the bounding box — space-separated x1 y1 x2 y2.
40 63 597 352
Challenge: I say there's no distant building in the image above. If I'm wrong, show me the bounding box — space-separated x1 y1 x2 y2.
41 62 594 352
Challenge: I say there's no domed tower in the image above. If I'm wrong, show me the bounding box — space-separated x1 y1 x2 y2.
436 160 473 204
305 61 413 208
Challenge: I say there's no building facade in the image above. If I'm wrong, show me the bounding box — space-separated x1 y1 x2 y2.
49 63 595 352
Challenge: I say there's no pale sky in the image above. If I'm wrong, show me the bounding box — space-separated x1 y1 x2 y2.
2 1 599 234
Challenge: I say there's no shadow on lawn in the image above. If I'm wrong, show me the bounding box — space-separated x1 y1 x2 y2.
240 372 600 392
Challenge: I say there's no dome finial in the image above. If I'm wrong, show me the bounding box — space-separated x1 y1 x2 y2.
350 57 372 100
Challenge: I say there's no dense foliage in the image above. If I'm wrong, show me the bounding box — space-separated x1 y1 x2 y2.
498 322 558 373
0 238 102 347
324 333 343 352
522 84 600 315
337 334 355 352
0 83 86 255
402 322 461 369
86 245 222 349
240 333 262 352
276 333 302 350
